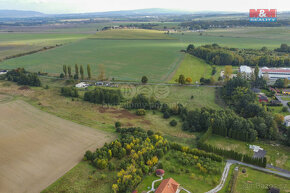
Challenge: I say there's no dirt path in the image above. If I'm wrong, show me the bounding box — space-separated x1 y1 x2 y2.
0 100 115 193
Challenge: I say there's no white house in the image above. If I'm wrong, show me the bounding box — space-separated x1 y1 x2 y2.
75 82 89 88
249 145 263 153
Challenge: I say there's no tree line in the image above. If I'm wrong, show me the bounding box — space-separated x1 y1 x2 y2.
84 87 122 105
186 44 290 68
5 68 41 86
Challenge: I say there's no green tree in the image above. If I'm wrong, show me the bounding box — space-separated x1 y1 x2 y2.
80 65 84 80
141 76 148 84
63 65 67 78
75 64 79 77
68 66 72 78
87 64 91 79
178 74 185 84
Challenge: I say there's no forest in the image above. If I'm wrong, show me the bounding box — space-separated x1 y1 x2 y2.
5 68 41 86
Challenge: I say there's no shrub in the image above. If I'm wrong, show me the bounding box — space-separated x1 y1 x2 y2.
115 122 121 128
282 106 288 112
170 119 177 126
136 109 146 116
163 111 170 119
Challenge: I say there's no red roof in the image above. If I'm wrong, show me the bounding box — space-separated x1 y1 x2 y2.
261 68 290 73
156 169 165 176
132 190 137 193
155 178 180 193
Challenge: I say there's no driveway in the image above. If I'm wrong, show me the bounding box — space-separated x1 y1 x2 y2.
275 95 290 112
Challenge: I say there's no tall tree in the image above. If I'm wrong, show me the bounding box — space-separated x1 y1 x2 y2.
63 65 67 78
97 64 106 81
178 74 185 84
68 66 72 78
80 65 84 80
75 64 79 76
141 76 148 84
87 64 91 79
224 65 232 81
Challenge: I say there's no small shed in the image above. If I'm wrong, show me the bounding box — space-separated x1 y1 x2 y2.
258 95 268 103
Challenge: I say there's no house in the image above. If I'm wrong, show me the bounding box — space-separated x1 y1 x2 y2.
282 89 290 95
249 145 263 153
284 115 290 127
258 95 268 103
155 178 180 193
268 187 280 193
75 82 89 88
0 70 7 75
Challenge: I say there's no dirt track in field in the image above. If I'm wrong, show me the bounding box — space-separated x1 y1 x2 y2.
0 99 115 193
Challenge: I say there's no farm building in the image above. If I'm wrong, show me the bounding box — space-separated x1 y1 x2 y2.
155 178 180 193
258 95 268 103
261 67 290 80
75 82 89 88
282 89 290 95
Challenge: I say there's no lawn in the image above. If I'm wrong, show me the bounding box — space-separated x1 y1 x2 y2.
235 167 290 193
136 151 225 193
281 96 290 101
0 38 185 82
267 106 290 116
170 54 224 83
205 135 290 171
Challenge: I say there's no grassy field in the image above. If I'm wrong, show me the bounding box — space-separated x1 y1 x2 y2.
0 97 114 193
172 27 290 49
136 150 225 193
170 54 224 83
0 33 88 60
0 38 185 81
42 161 117 193
235 167 290 193
205 135 290 171
91 29 175 39
267 106 290 116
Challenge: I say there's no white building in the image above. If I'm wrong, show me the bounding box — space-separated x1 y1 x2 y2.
249 145 263 153
0 70 7 75
75 82 89 88
284 115 290 127
261 67 290 80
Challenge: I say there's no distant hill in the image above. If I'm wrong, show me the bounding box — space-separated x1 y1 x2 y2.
0 10 45 18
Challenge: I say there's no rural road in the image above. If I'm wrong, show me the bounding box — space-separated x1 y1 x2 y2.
227 160 290 179
205 162 232 193
205 159 290 193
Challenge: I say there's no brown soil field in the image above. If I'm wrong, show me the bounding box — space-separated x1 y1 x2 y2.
0 99 115 193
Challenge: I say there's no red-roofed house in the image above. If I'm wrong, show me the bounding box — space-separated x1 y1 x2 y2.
261 67 290 80
155 178 180 193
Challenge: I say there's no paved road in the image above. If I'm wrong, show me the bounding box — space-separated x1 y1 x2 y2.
205 162 233 193
147 176 163 193
228 160 290 179
267 164 290 175
275 95 290 112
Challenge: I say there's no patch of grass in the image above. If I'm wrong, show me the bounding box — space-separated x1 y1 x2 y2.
137 151 225 193
267 106 290 116
235 167 290 193
206 135 290 171
170 54 223 83
42 161 116 193
91 29 175 40
281 96 290 101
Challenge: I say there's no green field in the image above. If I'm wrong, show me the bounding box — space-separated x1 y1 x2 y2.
171 27 290 49
170 54 224 83
235 167 290 193
0 38 185 81
0 33 88 60
206 135 290 171
92 29 174 39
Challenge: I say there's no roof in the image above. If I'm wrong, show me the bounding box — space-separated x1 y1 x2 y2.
155 178 180 193
261 68 290 73
258 95 268 100
240 65 252 74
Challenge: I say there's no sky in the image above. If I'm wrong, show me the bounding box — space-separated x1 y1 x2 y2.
0 0 289 14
